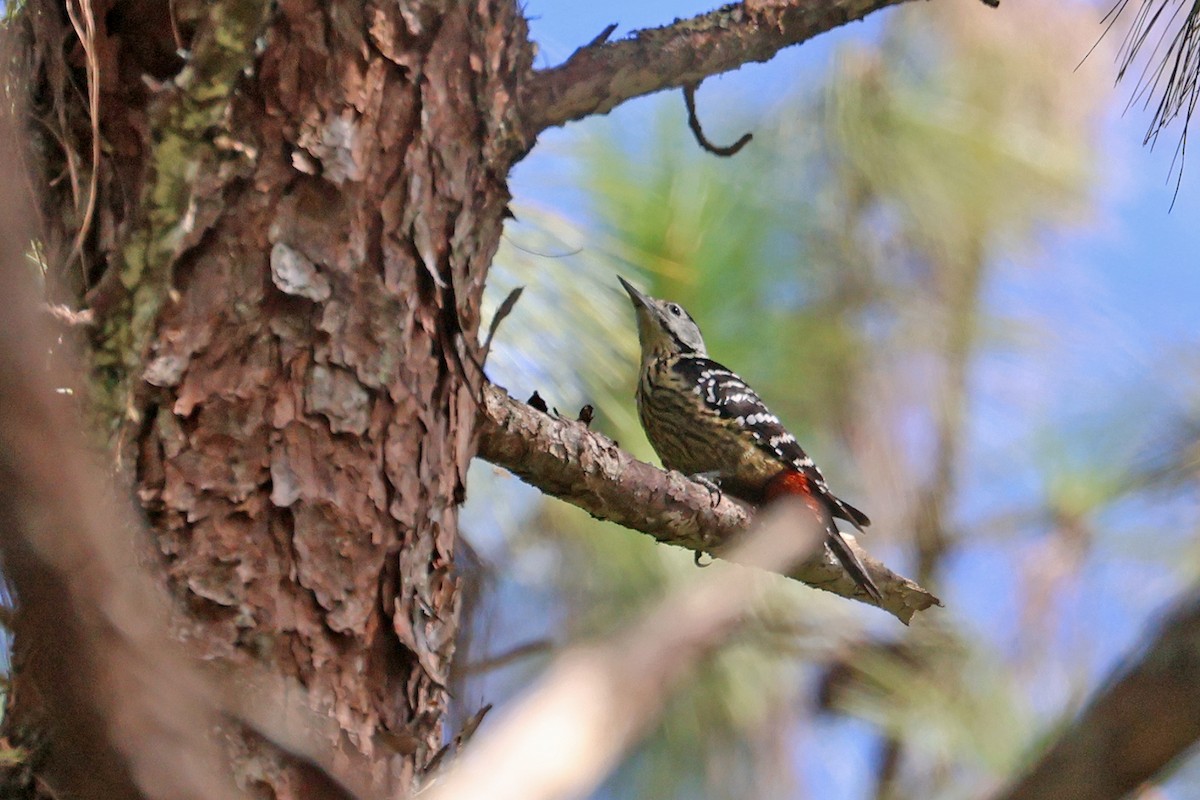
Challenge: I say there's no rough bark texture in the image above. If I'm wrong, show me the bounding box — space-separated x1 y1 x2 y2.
477 384 940 624
20 0 531 794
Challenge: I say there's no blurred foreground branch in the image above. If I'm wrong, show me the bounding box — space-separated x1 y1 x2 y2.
0 109 368 800
425 501 823 800
0 117 246 800
992 589 1200 800
477 383 940 623
520 0 914 133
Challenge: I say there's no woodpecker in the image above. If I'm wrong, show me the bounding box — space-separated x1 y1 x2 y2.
618 276 882 603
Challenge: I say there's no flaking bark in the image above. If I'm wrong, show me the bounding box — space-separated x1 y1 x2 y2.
477 384 940 624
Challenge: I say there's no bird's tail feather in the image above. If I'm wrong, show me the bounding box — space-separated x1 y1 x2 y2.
831 496 871 530
825 528 882 604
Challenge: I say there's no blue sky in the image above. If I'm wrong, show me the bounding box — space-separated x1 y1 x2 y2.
493 2 1200 797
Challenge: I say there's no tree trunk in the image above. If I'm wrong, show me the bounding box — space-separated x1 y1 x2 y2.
16 0 530 794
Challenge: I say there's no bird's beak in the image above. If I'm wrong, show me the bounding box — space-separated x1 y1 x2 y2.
618 275 650 309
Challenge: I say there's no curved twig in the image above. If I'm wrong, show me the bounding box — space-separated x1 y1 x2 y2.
683 82 753 157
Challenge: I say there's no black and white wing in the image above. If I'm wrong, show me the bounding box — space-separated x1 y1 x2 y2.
674 356 871 529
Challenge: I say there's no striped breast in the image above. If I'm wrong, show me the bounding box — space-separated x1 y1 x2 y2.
637 355 786 498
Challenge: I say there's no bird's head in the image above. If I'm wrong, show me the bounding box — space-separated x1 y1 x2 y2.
618 276 708 364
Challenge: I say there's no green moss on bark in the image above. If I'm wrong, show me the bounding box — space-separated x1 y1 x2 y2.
93 0 271 426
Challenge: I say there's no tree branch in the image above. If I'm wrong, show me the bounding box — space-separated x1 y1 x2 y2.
521 0 913 134
991 588 1200 800
476 383 940 624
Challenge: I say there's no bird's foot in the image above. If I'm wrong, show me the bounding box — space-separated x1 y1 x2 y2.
689 472 724 508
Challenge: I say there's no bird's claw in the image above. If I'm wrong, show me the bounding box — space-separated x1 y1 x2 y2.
690 473 723 508
694 550 713 567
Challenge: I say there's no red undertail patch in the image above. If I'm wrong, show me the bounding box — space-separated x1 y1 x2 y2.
764 470 823 516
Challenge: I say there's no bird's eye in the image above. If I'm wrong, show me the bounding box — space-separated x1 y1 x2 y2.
668 304 682 316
